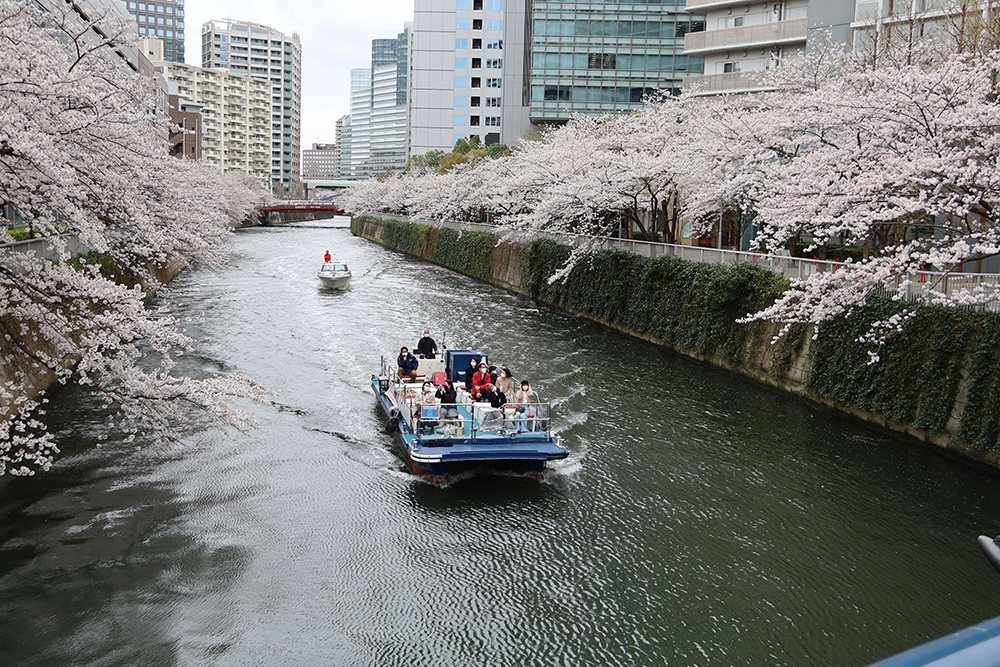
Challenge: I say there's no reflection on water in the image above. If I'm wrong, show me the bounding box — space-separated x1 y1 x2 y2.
1 219 998 666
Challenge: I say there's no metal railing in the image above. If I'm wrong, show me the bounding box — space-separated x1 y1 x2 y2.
363 212 1000 312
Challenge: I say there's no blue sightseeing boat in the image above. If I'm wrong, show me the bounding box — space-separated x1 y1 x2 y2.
372 349 568 479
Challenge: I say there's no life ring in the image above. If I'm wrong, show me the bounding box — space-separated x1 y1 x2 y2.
404 389 417 400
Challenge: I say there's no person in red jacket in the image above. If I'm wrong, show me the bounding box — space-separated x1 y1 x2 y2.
324 250 331 263
471 362 491 399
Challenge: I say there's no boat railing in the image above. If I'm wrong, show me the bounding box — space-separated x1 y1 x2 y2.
413 402 552 441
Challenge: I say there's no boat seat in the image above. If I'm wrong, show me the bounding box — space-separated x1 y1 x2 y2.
431 371 447 386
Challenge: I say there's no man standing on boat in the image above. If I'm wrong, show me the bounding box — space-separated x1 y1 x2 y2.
416 330 438 358
324 250 331 263
397 347 419 381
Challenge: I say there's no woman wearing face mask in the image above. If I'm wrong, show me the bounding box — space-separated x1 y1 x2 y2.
514 380 536 432
496 367 514 399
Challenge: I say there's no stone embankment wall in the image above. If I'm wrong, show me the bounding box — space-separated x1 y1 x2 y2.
353 214 1000 470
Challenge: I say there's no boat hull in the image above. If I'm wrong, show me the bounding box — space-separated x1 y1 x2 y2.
317 273 350 288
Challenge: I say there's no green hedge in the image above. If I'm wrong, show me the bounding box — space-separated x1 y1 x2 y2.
432 227 497 281
381 218 430 256
523 239 797 366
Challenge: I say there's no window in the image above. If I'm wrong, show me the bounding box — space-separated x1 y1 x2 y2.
456 18 469 29
473 19 482 29
473 0 483 8
487 39 502 49
723 61 741 73
486 97 501 107
454 115 466 126
453 134 466 146
472 58 482 68
454 96 467 106
485 116 501 126
456 57 468 67
456 38 468 49
487 19 503 30
472 38 483 49
725 16 744 28
587 54 616 69
471 77 481 87
470 96 481 107
488 0 504 8
456 0 469 7
487 59 501 68
455 77 467 87
486 78 501 88
470 115 480 126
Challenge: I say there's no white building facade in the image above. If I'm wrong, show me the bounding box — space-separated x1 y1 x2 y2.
408 0 532 155
202 20 302 194
681 0 855 95
161 61 272 180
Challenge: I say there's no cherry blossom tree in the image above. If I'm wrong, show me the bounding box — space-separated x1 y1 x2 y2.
0 1 271 475
346 29 1000 339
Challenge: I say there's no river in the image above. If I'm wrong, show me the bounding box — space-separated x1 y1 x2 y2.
1 220 998 666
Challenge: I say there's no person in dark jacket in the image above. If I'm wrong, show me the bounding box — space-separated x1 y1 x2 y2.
397 347 418 381
435 381 458 418
480 383 506 408
463 358 479 391
416 330 438 358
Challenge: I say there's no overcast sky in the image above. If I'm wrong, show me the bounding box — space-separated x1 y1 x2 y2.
184 0 414 147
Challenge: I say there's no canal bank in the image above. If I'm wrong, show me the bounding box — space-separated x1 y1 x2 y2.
352 214 1000 471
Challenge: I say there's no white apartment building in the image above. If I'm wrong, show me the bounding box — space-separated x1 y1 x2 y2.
682 0 855 95
408 0 532 155
852 0 997 52
161 61 272 180
202 20 302 194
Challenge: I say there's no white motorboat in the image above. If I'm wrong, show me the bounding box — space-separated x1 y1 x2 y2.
317 261 351 288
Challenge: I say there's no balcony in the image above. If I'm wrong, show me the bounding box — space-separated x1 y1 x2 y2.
681 70 776 96
683 18 807 56
684 0 758 9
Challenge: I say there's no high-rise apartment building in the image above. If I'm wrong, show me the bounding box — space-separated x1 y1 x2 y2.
529 1 705 122
160 61 272 180
123 0 185 62
202 20 302 194
302 143 338 179
346 69 373 180
681 1 855 95
336 26 412 181
335 115 353 179
373 28 410 106
408 0 533 155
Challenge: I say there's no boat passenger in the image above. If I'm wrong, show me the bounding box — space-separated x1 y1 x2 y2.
496 368 514 397
418 381 437 433
416 330 438 358
435 380 458 418
514 381 536 432
463 358 479 391
471 363 492 399
397 347 419 381
480 383 506 409
324 250 331 263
